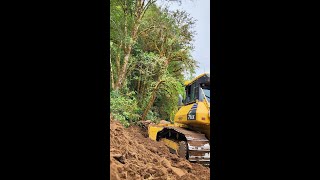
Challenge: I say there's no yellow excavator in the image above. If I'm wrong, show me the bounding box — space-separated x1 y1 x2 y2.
147 73 210 166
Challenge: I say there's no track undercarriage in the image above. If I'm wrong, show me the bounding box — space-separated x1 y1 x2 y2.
156 126 210 167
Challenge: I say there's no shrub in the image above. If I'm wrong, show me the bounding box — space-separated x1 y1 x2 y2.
110 90 140 127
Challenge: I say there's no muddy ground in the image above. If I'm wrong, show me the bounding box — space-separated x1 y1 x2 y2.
110 116 210 180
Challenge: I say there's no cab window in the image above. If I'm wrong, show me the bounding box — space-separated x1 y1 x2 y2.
185 83 198 104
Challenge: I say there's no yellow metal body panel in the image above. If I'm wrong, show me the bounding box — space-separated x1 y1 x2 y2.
160 138 179 153
174 102 210 125
148 125 164 141
148 123 186 141
174 101 210 140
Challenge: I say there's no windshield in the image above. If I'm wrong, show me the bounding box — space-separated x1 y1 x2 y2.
202 88 210 103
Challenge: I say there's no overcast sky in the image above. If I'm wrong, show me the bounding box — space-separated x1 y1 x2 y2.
157 0 210 76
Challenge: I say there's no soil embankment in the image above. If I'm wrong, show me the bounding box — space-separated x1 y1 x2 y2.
110 116 210 180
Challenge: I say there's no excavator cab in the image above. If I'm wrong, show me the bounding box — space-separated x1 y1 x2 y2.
174 73 210 130
184 73 210 105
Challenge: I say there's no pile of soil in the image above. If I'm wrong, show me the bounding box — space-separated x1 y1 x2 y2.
110 116 210 180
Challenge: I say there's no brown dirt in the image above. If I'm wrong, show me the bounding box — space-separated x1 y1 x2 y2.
110 116 210 180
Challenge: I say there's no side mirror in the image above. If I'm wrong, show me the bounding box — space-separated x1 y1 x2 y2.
178 94 183 106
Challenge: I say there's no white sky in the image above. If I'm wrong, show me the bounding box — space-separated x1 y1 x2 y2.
156 0 210 76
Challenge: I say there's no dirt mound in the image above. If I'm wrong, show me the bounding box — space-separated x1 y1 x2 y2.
110 116 210 180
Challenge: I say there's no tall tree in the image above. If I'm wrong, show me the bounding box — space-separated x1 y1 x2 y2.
111 0 157 91
110 0 198 124
140 8 198 121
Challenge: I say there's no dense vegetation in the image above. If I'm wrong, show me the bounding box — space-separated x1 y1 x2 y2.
110 0 198 127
